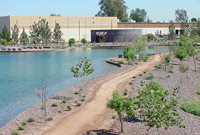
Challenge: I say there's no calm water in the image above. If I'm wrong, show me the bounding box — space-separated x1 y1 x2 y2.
0 46 169 127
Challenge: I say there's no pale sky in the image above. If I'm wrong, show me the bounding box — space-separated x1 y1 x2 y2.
1 0 200 22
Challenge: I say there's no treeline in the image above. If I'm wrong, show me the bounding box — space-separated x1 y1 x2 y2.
0 18 64 46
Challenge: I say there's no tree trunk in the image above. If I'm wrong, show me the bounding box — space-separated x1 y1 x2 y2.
193 55 197 72
119 115 124 133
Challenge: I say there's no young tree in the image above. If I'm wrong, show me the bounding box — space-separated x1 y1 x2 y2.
107 90 135 133
135 81 184 133
123 46 135 61
191 18 197 23
38 19 52 45
11 24 19 44
132 37 146 55
169 22 176 40
70 56 95 95
30 22 41 44
20 28 29 45
185 43 197 71
129 8 147 22
81 38 87 44
174 48 187 64
53 23 63 45
1 25 10 41
96 0 128 21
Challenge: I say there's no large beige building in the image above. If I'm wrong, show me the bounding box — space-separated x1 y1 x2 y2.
0 16 118 42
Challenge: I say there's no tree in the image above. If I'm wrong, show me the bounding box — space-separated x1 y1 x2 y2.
174 47 187 64
96 0 128 21
191 18 197 23
30 22 41 44
53 23 63 45
11 24 19 44
1 25 10 41
129 8 147 22
50 13 61 16
175 9 188 23
135 81 184 133
123 46 135 61
38 19 52 45
107 90 135 133
169 22 176 40
70 56 95 95
132 37 146 55
20 28 29 45
185 43 197 71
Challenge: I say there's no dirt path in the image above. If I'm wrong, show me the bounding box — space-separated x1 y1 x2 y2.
44 54 161 135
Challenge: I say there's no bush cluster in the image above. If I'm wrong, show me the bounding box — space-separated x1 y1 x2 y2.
180 102 200 116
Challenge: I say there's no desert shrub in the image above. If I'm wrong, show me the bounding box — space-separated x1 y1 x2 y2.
112 115 117 119
179 64 189 73
148 34 155 40
139 74 142 76
129 82 132 85
51 103 58 107
167 69 174 73
81 38 87 44
69 38 75 47
27 118 35 122
81 98 85 101
155 64 162 69
196 90 200 95
75 91 79 95
139 54 149 62
167 75 171 78
124 89 128 95
117 61 124 64
133 76 136 78
47 117 53 121
135 62 138 65
11 132 18 135
21 121 26 126
1 39 7 45
82 95 86 98
145 73 154 80
18 126 24 131
143 71 146 74
181 102 200 116
77 102 81 106
67 105 72 110
63 99 67 103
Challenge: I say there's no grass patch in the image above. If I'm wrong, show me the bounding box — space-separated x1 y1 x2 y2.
18 126 24 131
196 90 200 95
27 118 35 123
180 102 200 116
51 103 58 107
155 64 162 69
21 121 26 126
47 117 53 121
117 61 124 64
167 70 174 73
63 99 67 103
166 75 171 78
67 105 72 110
145 73 154 80
11 132 18 135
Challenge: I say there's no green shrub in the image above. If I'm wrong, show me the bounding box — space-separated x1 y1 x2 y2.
145 73 154 80
166 75 171 78
67 105 72 110
7 40 15 45
89 131 97 135
21 121 26 126
139 74 142 76
69 38 75 47
11 132 18 135
77 102 81 106
51 103 58 107
180 102 200 116
82 95 86 98
47 117 53 121
81 38 87 44
155 64 162 69
124 89 128 95
143 71 146 74
135 62 138 65
148 34 155 40
129 82 132 85
41 105 44 110
196 90 200 95
1 39 7 45
167 70 174 73
133 76 136 78
117 61 124 64
18 126 24 131
63 96 67 100
27 118 35 122
81 98 85 101
59 38 65 45
179 64 189 73
75 91 79 95
63 99 67 103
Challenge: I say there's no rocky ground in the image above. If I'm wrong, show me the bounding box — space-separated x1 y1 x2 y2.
110 53 200 135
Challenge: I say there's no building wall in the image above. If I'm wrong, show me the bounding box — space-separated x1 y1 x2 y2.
0 16 10 33
9 16 118 41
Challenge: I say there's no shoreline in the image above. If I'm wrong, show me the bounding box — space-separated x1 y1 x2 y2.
0 59 132 135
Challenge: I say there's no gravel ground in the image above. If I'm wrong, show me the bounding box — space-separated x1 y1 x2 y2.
0 62 132 135
111 54 200 135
